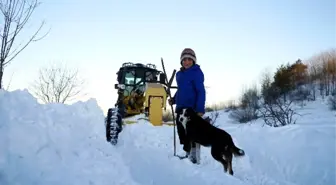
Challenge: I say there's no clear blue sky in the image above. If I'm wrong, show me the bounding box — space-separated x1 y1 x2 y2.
3 0 335 112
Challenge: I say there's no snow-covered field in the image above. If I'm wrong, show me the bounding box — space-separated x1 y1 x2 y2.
0 89 335 185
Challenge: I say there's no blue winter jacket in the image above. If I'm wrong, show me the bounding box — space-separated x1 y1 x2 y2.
173 64 206 114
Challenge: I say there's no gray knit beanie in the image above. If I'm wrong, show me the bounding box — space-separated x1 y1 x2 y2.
180 48 196 65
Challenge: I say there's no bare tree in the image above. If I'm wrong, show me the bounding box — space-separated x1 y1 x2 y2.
327 95 336 111
30 63 86 104
207 103 220 126
257 66 300 127
223 99 238 112
259 98 299 127
306 48 336 98
229 84 260 123
0 0 48 89
306 57 319 101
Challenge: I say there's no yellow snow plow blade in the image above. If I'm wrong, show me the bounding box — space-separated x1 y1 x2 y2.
123 119 174 126
163 122 175 126
124 120 138 124
144 83 167 126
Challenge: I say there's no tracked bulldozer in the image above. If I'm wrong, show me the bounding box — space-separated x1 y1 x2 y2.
105 59 176 145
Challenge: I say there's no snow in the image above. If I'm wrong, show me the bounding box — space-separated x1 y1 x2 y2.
0 89 335 185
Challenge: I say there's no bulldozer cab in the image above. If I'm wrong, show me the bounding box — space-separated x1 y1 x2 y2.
115 62 164 95
114 62 167 117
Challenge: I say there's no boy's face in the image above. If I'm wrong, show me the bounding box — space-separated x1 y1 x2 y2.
182 58 193 69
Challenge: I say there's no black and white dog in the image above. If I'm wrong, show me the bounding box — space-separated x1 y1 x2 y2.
179 108 245 175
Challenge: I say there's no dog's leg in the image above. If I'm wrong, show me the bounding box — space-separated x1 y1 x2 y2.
195 142 201 164
188 142 201 164
227 153 234 175
211 146 228 173
183 137 191 152
189 141 197 164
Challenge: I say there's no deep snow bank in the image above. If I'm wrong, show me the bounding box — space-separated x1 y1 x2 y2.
0 89 251 185
0 89 141 185
1 89 335 185
212 99 335 185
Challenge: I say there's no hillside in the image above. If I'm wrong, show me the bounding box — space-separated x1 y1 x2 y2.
0 89 335 185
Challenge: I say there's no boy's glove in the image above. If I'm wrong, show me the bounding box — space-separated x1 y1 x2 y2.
197 112 204 117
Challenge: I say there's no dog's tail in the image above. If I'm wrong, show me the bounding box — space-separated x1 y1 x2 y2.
231 145 245 157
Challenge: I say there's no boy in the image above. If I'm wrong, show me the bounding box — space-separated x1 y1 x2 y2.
169 48 208 164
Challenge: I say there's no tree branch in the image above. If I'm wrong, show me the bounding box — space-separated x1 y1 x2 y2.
0 0 48 89
29 62 86 104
